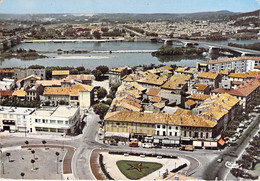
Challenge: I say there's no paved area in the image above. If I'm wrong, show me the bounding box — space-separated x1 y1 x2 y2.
101 152 190 180
1 147 65 180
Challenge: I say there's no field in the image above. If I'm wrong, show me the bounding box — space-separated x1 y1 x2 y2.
116 160 162 180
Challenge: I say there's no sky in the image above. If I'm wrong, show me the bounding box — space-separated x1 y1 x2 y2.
0 0 259 14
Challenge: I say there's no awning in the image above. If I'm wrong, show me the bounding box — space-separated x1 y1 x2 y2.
193 141 202 147
105 132 130 138
210 142 218 147
154 139 160 143
175 140 180 144
204 141 211 147
218 138 225 146
162 139 171 144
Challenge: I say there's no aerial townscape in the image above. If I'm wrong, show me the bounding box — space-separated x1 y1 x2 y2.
0 0 260 180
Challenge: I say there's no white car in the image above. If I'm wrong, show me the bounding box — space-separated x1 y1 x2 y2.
142 143 152 148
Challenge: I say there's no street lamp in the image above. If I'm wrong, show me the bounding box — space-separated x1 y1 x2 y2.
0 146 4 175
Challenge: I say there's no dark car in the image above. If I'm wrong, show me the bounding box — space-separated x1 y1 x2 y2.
110 142 118 146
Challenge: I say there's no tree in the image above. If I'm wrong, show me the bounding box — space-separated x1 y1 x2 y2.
70 68 79 75
93 31 101 39
31 159 35 170
59 100 66 105
96 65 109 75
20 172 25 179
246 146 260 157
92 69 102 79
42 140 47 149
28 65 45 69
105 98 112 106
76 66 85 72
6 152 11 162
24 140 29 148
56 152 60 174
96 87 107 99
31 150 36 159
93 103 109 119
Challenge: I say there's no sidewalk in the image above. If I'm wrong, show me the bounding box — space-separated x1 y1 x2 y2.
89 149 107 180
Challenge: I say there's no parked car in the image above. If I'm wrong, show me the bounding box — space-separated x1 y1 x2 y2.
129 141 139 147
142 143 152 148
110 142 118 146
179 145 194 151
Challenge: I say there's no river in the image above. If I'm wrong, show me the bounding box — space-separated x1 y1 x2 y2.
1 39 258 69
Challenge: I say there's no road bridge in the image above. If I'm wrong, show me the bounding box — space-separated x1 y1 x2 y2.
161 38 260 56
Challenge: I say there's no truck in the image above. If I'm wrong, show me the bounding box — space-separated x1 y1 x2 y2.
179 145 194 151
129 141 139 147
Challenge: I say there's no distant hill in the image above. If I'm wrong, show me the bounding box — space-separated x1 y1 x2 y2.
230 9 260 20
1 10 258 23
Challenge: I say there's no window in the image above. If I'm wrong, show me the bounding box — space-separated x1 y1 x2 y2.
157 125 160 128
184 131 186 137
116 122 120 125
169 126 171 130
50 120 56 124
58 120 63 124
201 132 203 138
42 119 46 123
206 133 209 138
157 131 159 135
35 119 39 123
169 132 172 136
175 132 177 136
176 127 178 130
163 131 166 136
163 125 166 129
65 121 68 124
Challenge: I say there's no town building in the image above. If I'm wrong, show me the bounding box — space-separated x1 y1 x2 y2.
27 106 80 134
0 106 35 132
52 70 70 80
109 67 132 86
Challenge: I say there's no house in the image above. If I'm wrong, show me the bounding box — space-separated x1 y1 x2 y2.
26 69 46 80
42 83 94 108
191 83 210 95
201 57 260 72
65 74 92 85
13 89 26 100
26 84 44 101
228 77 260 109
52 70 70 80
174 67 196 77
197 72 221 89
16 74 41 89
0 90 14 100
193 93 240 130
0 106 35 132
0 78 15 90
190 93 210 104
28 106 80 134
185 99 196 110
36 79 63 88
137 73 168 89
104 110 218 145
0 69 14 79
109 66 132 86
161 74 191 94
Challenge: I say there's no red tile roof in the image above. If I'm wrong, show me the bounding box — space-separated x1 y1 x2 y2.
146 88 160 96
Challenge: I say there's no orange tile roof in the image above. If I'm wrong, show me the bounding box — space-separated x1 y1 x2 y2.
151 96 162 103
104 110 217 128
43 87 70 96
248 71 259 77
13 89 26 97
228 77 260 97
185 99 196 106
232 81 242 85
65 74 92 81
228 73 248 79
52 70 70 76
146 88 160 96
191 93 210 101
193 83 208 91
0 69 14 73
162 74 190 90
197 72 219 79
160 65 173 71
0 90 14 97
36 80 63 87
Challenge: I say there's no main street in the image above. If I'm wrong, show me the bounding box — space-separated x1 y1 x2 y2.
203 113 260 180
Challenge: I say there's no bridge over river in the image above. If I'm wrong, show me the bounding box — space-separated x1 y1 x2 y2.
162 38 260 56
